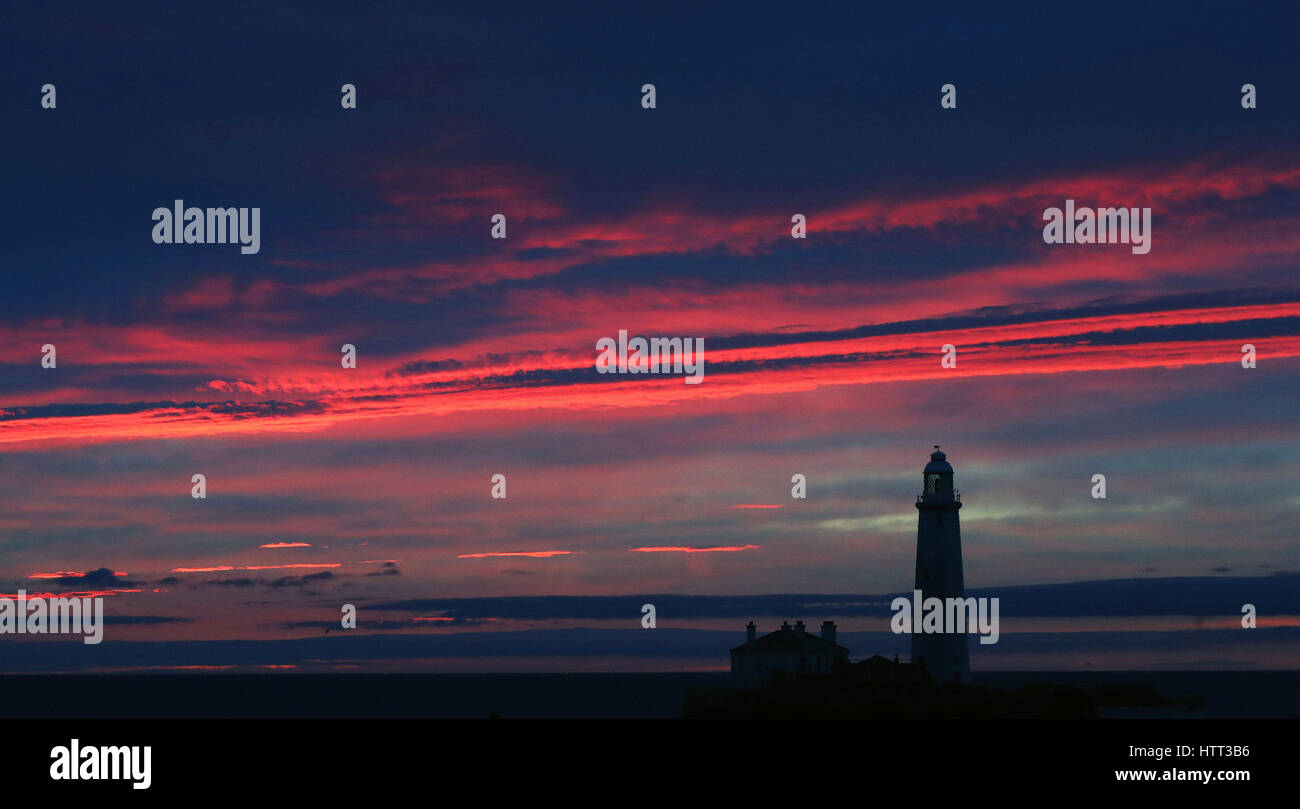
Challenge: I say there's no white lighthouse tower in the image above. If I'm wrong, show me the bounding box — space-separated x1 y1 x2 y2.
912 446 970 684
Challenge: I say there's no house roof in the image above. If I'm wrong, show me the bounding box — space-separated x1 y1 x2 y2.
730 625 849 655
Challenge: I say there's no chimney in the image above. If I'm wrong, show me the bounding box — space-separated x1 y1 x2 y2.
821 620 836 645
746 620 756 644
795 620 805 637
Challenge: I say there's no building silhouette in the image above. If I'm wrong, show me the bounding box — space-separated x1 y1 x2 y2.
912 446 971 684
729 619 848 687
727 447 971 689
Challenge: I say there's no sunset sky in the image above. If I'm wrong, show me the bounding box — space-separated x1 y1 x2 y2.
3 2 1300 673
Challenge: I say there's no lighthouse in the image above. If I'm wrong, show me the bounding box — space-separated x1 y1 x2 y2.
912 446 970 684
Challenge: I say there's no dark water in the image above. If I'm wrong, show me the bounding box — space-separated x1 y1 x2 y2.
1 671 1296 718
976 671 1300 719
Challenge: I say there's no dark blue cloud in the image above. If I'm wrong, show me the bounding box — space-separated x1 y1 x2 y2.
4 0 1298 322
365 575 1300 619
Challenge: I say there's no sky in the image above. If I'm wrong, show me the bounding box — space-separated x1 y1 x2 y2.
2 1 1300 673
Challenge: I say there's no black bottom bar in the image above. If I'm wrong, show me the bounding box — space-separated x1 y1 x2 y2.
9 718 1286 797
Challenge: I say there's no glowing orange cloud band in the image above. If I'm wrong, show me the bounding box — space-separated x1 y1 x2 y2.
170 563 342 573
629 545 760 553
456 551 579 558
27 570 128 579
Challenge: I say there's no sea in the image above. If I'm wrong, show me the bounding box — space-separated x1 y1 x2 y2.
1 670 1297 718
